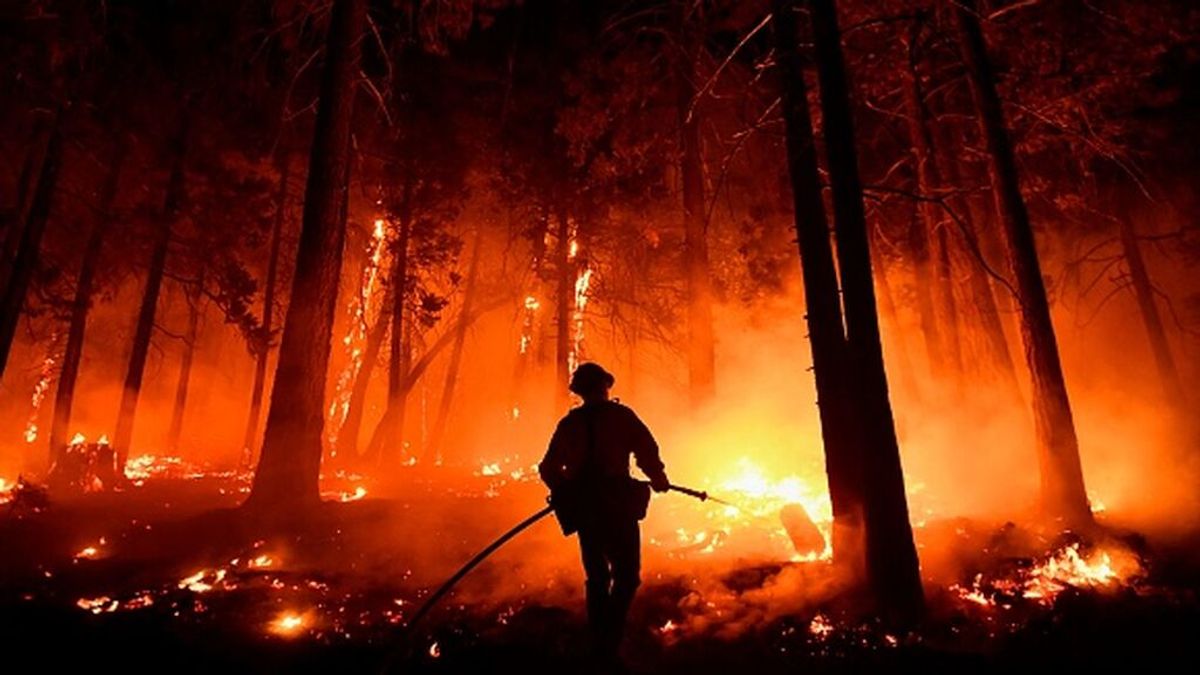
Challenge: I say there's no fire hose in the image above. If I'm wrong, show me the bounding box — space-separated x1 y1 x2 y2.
381 483 726 672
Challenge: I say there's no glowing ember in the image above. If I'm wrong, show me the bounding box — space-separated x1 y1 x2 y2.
659 619 679 634
178 568 227 593
428 641 441 658
0 477 15 505
23 340 60 443
479 463 501 476
270 611 309 637
74 546 98 560
76 596 118 614
808 613 834 638
69 432 87 445
248 554 275 569
339 486 367 502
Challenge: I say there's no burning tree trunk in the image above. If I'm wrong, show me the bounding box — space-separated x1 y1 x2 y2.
167 284 204 452
771 0 864 573
338 290 391 460
113 115 189 470
48 139 127 461
808 0 924 620
1115 202 1185 404
676 25 717 405
429 226 482 461
246 0 365 509
0 110 62 380
951 0 1091 524
242 154 291 463
553 205 572 411
901 28 961 377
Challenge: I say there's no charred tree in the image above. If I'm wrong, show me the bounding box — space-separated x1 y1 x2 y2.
338 290 391 461
242 154 291 463
0 113 53 298
809 0 924 620
901 28 963 376
1115 202 1185 404
931 119 1021 396
771 0 864 571
0 110 62 380
676 14 716 405
375 204 413 465
48 139 127 461
428 226 482 461
246 0 365 509
952 0 1091 524
167 284 203 452
113 115 189 469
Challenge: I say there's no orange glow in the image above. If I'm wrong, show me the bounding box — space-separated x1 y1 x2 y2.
269 611 310 637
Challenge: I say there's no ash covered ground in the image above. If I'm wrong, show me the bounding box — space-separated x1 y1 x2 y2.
2 458 1198 674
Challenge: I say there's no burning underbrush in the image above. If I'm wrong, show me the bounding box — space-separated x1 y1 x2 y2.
3 449 1194 673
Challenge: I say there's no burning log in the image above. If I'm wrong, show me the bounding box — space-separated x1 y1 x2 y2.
47 436 118 493
780 502 824 558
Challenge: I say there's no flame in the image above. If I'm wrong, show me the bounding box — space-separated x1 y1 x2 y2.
0 477 14 505
428 641 441 658
70 432 86 445
248 554 274 569
1022 543 1138 604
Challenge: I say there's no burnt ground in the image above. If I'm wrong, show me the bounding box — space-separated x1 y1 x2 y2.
2 473 1199 674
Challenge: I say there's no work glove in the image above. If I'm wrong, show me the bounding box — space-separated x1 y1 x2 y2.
650 474 670 493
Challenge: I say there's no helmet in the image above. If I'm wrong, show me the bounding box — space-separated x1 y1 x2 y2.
568 362 615 396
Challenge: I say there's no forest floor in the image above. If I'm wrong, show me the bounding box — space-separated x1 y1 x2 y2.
2 463 1199 674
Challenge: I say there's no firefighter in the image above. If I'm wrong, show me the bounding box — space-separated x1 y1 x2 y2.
539 362 670 664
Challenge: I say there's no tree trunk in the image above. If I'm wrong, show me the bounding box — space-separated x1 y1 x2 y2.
428 226 482 462
0 114 53 298
338 289 391 460
0 110 63 380
676 28 716 405
554 204 572 410
952 0 1091 525
771 0 864 573
246 0 365 509
48 139 126 461
1116 205 1185 404
167 285 203 452
378 200 412 465
113 115 189 470
242 153 291 464
900 32 961 377
809 0 924 621
931 118 1022 395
